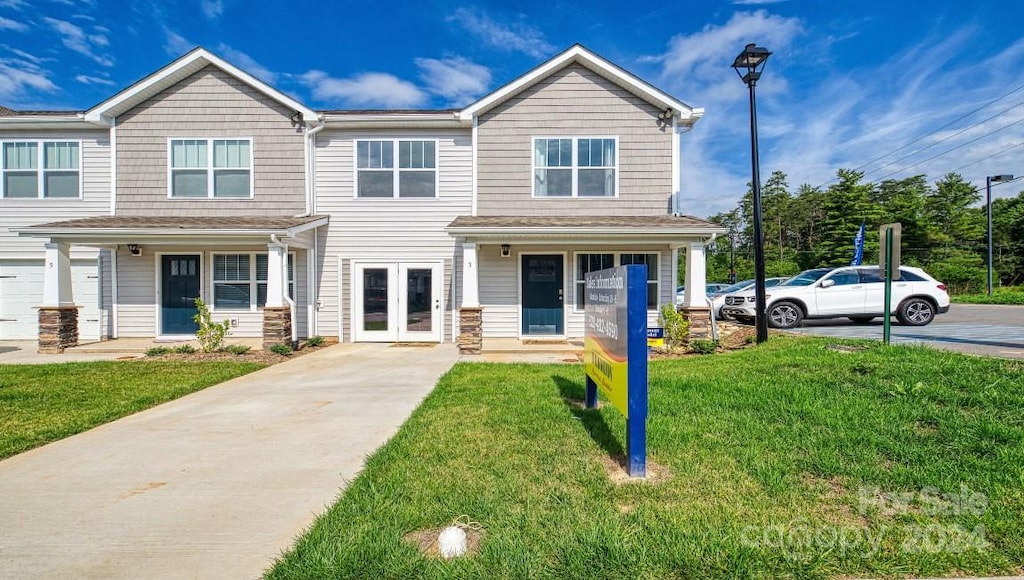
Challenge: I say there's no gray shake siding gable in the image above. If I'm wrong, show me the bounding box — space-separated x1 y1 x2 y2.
476 63 674 217
115 66 306 216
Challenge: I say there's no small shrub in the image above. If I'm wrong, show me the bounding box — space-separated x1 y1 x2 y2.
171 344 197 354
660 304 690 349
304 335 326 348
145 346 170 357
193 298 230 353
690 339 719 355
224 344 251 355
269 343 292 356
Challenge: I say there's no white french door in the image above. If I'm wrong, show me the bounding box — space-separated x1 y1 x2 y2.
353 261 443 342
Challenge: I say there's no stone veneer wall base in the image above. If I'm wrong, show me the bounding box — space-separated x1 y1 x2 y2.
262 306 292 349
38 306 80 354
457 307 484 355
678 306 712 341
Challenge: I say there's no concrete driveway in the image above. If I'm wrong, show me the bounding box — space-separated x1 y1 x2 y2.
0 343 458 579
788 303 1024 359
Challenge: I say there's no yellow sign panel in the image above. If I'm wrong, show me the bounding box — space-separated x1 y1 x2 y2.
584 336 629 417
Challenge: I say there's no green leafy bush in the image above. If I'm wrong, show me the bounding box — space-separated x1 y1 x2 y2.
659 304 690 349
145 346 170 357
269 343 292 356
193 298 230 353
224 344 251 355
171 344 197 354
303 335 325 348
690 339 719 354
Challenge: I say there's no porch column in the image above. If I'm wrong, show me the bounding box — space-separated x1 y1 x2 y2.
458 241 483 355
262 242 291 349
38 241 79 353
679 240 712 340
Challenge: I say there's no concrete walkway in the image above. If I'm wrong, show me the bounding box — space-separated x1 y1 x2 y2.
0 343 458 579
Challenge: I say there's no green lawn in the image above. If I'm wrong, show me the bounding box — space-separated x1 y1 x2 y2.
268 338 1024 579
953 287 1024 305
0 360 265 459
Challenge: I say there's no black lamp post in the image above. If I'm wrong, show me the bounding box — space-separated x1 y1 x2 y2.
986 174 1014 296
732 43 771 343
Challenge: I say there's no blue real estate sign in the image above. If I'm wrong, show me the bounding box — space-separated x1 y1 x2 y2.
583 264 649 477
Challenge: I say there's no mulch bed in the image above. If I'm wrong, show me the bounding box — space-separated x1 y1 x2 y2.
139 339 336 365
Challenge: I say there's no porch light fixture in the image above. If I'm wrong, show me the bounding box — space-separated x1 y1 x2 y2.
500 244 511 258
986 174 1014 295
127 244 142 256
732 43 771 344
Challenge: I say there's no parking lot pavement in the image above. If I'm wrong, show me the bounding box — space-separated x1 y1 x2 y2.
787 304 1024 359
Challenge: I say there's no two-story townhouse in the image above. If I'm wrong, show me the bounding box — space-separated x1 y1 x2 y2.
13 49 327 352
4 44 723 353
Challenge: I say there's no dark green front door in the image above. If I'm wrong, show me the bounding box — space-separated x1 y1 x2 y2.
521 255 564 336
161 255 200 335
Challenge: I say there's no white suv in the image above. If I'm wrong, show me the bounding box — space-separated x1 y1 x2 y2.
720 266 950 329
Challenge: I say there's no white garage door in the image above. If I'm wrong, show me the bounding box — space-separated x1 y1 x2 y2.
0 260 102 340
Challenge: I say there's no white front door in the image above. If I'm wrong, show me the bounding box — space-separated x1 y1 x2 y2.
353 262 443 342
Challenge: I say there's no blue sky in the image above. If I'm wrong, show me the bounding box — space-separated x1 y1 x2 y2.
2 0 1022 217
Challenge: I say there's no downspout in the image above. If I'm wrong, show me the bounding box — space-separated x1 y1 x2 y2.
295 121 325 218
110 248 118 339
271 234 298 346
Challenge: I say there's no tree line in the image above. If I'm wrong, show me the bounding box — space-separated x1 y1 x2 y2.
704 169 1024 293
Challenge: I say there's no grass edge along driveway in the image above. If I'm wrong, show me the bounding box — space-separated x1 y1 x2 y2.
268 337 1023 579
0 360 266 459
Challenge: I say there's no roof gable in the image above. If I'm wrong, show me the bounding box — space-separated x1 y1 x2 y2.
458 44 703 126
84 47 319 124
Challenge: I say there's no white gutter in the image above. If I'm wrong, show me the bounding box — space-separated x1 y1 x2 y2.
108 116 117 215
471 116 478 216
110 248 119 339
297 121 326 217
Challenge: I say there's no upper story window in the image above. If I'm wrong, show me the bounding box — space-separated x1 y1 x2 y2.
169 138 252 199
1 141 81 199
533 137 617 198
356 139 437 198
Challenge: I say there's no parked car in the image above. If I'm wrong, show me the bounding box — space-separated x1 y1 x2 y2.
675 283 731 305
721 266 950 328
711 277 787 320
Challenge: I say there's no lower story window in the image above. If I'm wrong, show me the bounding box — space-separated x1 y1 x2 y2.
213 253 294 310
575 252 659 310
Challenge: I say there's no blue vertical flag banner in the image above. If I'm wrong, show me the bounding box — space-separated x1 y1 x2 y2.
851 222 866 266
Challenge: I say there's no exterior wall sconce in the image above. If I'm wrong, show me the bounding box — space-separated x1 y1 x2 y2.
127 244 142 256
500 244 511 258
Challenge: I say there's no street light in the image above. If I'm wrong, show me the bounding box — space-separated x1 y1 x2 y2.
986 174 1014 296
732 43 771 343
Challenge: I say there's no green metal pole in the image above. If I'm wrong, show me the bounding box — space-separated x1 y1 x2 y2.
883 226 893 345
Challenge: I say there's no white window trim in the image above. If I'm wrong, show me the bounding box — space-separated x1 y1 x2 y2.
0 139 84 199
209 251 295 312
572 251 659 312
166 137 255 199
352 138 440 199
531 136 619 199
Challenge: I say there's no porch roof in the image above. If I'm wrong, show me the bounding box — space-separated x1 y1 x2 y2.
445 215 726 242
17 215 328 245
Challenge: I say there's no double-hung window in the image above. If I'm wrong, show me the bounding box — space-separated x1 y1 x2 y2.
356 139 436 198
533 137 617 198
212 253 294 310
1 141 81 198
169 138 252 198
574 252 658 310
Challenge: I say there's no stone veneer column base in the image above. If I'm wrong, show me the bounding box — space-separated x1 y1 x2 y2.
678 306 713 341
262 306 292 349
38 306 80 354
457 307 484 355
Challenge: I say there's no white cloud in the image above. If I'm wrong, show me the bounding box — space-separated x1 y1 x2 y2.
416 56 491 107
0 0 28 9
298 70 427 108
74 73 115 86
216 44 276 84
448 8 555 59
163 29 193 56
201 0 223 19
733 0 788 4
43 17 113 67
0 58 57 102
0 16 28 31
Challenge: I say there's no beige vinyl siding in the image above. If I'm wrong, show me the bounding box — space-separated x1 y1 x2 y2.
314 129 472 341
114 245 310 338
476 63 673 217
0 130 109 259
478 243 672 338
115 66 305 216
